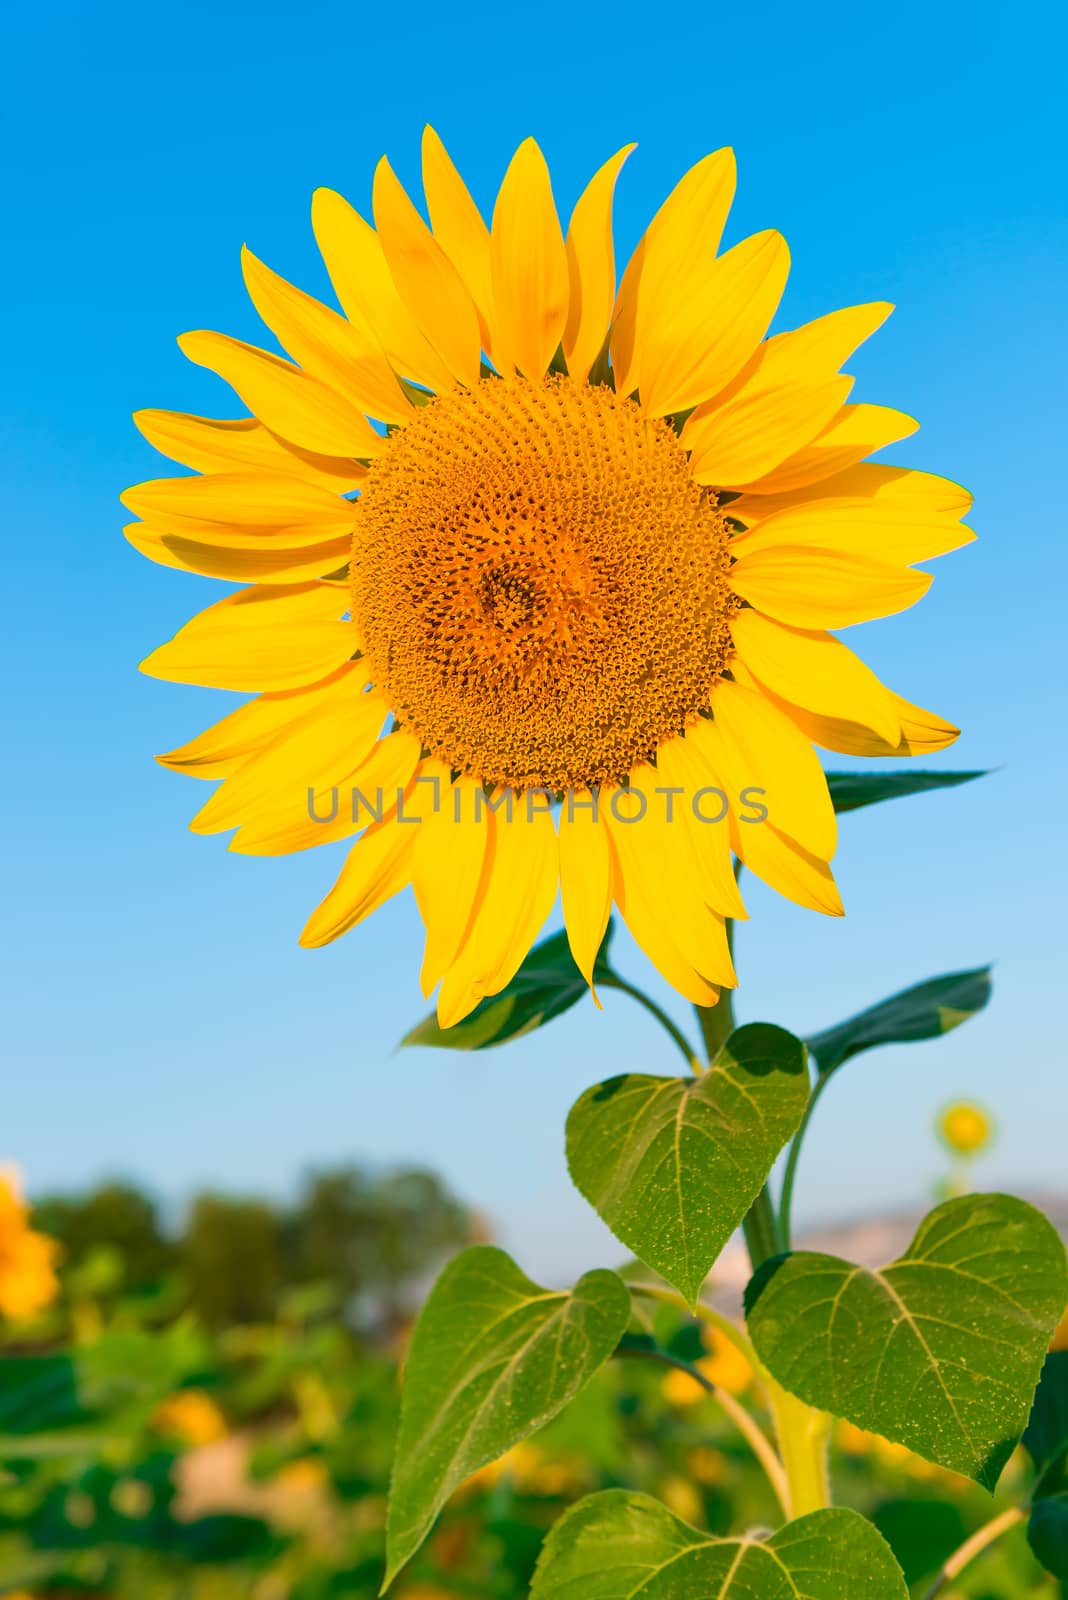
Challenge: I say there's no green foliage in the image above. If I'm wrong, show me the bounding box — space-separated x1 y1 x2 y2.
384 1246 630 1586
0 1324 206 1449
183 1194 284 1328
34 1181 177 1290
530 1491 908 1597
806 966 992 1075
400 924 614 1050
870 1497 968 1585
1024 1350 1068 1577
566 1024 808 1307
1028 1493 1068 1580
746 1194 1068 1488
825 769 987 814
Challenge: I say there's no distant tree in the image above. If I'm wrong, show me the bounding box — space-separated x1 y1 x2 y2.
283 1165 477 1328
33 1181 176 1289
182 1195 282 1327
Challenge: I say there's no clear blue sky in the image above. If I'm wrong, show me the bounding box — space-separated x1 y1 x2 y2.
3 0 1066 1282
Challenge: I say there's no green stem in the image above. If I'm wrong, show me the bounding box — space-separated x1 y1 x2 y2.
766 1379 832 1518
922 1506 1027 1598
742 1185 783 1267
615 1342 789 1516
693 905 737 1064
778 1069 833 1249
602 976 701 1073
694 991 734 1064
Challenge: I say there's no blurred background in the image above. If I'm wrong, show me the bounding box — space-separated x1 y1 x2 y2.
1 0 1066 1592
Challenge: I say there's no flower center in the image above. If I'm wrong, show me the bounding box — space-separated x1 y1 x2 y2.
351 375 738 791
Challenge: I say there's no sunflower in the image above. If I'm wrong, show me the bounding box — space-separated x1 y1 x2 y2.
0 1168 60 1320
126 132 972 1026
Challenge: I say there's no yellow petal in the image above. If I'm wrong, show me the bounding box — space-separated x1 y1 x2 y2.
126 522 349 584
710 678 836 860
731 501 975 566
311 186 454 392
241 247 411 423
230 728 421 855
373 157 482 388
733 462 972 521
604 771 735 997
421 126 495 350
489 138 570 379
437 793 559 1026
156 672 353 779
730 813 844 915
413 773 492 997
730 610 901 745
140 582 353 691
121 472 355 543
640 230 790 418
557 797 614 995
735 301 893 391
563 144 636 383
190 665 381 834
730 545 932 629
778 692 960 757
178 330 384 459
685 377 852 488
611 148 737 401
738 403 918 496
300 819 417 948
653 734 747 920
132 410 366 491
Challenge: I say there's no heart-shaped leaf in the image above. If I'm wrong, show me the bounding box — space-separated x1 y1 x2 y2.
400 925 614 1050
806 966 992 1076
826 769 986 814
567 1023 809 1307
384 1246 629 1586
745 1194 1067 1488
530 1490 908 1598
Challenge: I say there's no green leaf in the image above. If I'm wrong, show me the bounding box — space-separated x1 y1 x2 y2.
806 966 992 1076
400 924 613 1051
530 1490 908 1598
870 1499 967 1586
745 1194 1067 1489
1023 1351 1068 1579
826 769 986 814
566 1023 808 1307
1028 1493 1068 1580
383 1245 629 1587
1024 1350 1068 1487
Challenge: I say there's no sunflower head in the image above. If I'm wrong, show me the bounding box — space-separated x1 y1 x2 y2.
126 129 972 1026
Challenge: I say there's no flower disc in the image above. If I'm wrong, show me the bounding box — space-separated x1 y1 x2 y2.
352 376 736 791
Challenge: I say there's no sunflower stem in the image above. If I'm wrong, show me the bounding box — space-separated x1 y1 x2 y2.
766 1379 832 1518
742 1185 784 1267
921 1507 1027 1598
779 1068 833 1249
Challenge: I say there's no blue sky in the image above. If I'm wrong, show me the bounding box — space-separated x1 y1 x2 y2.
3 0 1066 1282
